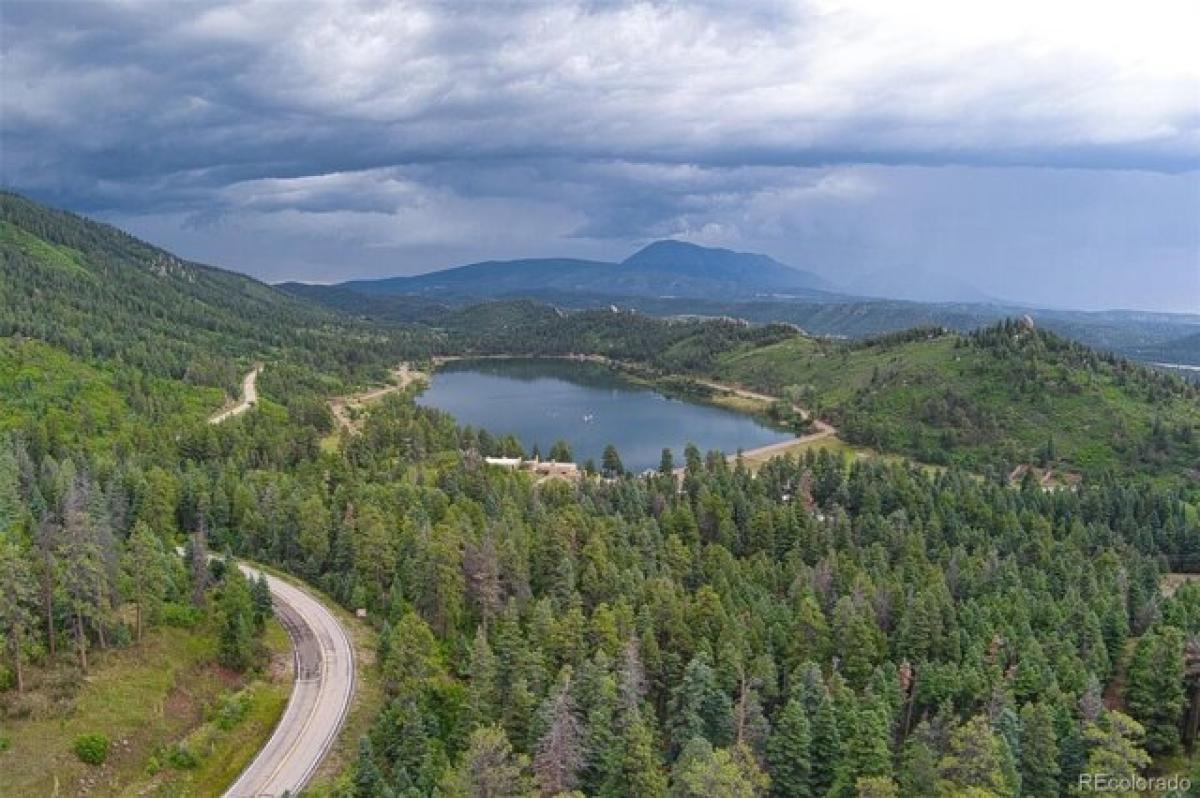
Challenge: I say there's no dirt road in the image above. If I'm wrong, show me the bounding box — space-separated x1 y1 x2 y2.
209 366 262 424
660 376 840 474
695 377 838 462
224 564 355 797
329 363 423 433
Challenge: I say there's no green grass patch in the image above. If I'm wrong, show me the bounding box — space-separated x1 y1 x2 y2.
2 611 293 798
1 625 218 796
127 619 292 797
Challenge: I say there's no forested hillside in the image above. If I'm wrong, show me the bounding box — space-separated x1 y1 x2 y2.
712 322 1200 481
0 192 429 391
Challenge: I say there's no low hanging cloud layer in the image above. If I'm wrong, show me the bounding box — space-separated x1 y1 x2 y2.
2 0 1198 310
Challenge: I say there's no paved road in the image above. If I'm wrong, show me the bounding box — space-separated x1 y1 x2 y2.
210 365 262 424
225 565 355 798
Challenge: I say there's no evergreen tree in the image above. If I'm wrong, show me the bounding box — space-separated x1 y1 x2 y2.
119 520 168 641
601 445 625 478
534 669 585 796
0 539 37 691
468 625 501 729
622 710 668 797
897 723 939 798
1125 625 1186 754
1018 702 1060 798
670 652 733 753
937 714 1016 797
669 738 767 798
453 724 532 798
1082 711 1151 796
58 473 107 671
767 698 812 798
810 690 841 798
354 735 392 798
250 573 273 633
549 440 573 463
217 567 256 671
832 695 893 798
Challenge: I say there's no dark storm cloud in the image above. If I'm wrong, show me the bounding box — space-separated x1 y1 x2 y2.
2 0 1198 310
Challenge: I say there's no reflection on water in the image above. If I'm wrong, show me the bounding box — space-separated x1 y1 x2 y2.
416 358 793 472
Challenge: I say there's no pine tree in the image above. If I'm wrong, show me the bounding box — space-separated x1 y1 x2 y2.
897 723 938 798
0 539 38 691
0 442 23 535
119 520 167 641
810 690 841 798
468 625 501 729
1016 702 1060 798
250 573 273 633
669 738 767 798
190 514 209 608
455 724 532 798
622 710 668 798
59 473 107 671
832 695 893 798
601 445 624 478
217 567 256 671
767 698 812 798
534 669 585 796
1082 711 1151 796
937 714 1016 797
670 652 733 753
354 735 392 798
832 596 883 690
1125 625 1186 754
549 440 572 462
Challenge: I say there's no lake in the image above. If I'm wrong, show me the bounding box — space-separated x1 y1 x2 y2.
416 358 794 473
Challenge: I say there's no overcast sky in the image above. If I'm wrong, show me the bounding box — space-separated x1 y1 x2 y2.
2 1 1198 311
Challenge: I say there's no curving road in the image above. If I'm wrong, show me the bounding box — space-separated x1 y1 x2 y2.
209 365 262 425
225 564 355 798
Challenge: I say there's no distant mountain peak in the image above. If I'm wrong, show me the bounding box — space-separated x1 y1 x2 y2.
620 239 834 293
624 239 779 267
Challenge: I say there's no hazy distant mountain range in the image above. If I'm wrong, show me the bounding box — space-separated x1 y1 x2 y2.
280 239 1200 367
335 240 837 302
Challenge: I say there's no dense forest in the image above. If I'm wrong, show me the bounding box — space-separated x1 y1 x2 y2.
2 193 1199 796
3 381 1198 796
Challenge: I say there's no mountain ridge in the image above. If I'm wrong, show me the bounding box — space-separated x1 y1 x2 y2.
328 238 837 301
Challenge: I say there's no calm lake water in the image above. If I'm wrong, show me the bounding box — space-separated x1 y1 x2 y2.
416 358 793 472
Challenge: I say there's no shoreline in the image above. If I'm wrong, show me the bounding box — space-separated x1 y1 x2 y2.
427 352 843 469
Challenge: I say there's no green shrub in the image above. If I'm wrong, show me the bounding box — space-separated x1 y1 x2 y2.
73 733 110 765
161 602 203 629
215 691 250 730
167 744 199 769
